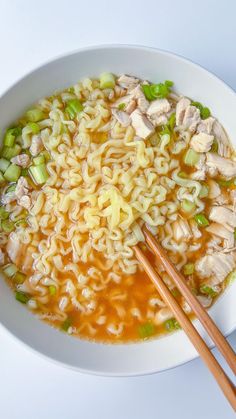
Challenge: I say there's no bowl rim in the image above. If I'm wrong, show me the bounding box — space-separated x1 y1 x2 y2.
0 43 236 376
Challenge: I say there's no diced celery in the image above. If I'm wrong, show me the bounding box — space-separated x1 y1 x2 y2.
33 155 45 165
183 263 195 276
3 263 17 277
1 219 15 233
26 108 46 122
118 103 126 110
138 322 155 339
0 158 10 173
194 213 209 227
6 184 16 193
184 149 200 166
99 72 116 89
181 199 196 213
15 291 30 304
1 144 21 159
29 164 48 184
4 164 21 182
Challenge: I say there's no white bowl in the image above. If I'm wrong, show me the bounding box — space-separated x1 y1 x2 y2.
0 45 236 376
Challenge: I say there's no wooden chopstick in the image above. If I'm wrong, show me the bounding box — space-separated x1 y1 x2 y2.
134 245 236 411
143 226 236 375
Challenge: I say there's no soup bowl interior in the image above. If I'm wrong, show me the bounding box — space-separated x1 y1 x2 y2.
0 45 236 376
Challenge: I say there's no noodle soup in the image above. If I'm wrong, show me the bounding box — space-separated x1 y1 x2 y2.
0 73 236 342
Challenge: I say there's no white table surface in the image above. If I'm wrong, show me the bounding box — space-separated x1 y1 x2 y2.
0 0 236 418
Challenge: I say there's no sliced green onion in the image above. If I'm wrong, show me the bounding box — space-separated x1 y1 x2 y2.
164 318 181 332
199 184 209 198
15 291 30 304
226 270 236 286
61 318 72 332
168 113 176 131
29 164 48 185
194 213 209 227
0 172 5 184
33 155 45 165
200 285 218 297
15 219 27 228
49 285 57 296
4 164 21 182
138 322 155 339
118 102 126 110
26 108 46 122
0 158 10 173
1 144 21 160
26 122 40 134
0 207 9 220
21 168 28 177
178 171 188 179
211 139 218 153
40 150 51 161
184 149 200 166
1 219 15 233
191 101 211 120
183 263 195 276
181 199 196 213
14 272 26 284
4 129 15 147
142 80 174 101
3 264 17 277
99 72 116 89
6 184 16 193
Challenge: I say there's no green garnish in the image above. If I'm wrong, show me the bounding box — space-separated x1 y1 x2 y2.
138 322 155 339
4 164 21 182
29 164 48 184
191 101 211 120
118 103 126 110
178 171 188 179
194 213 209 227
14 272 26 284
183 263 195 276
99 72 116 89
65 99 83 119
0 158 10 173
3 127 22 147
1 219 15 233
3 264 18 277
0 207 9 220
200 285 218 298
164 318 181 332
1 144 21 160
26 122 40 134
0 172 5 184
142 80 173 101
184 149 200 166
21 168 28 177
168 113 176 131
15 291 30 304
33 155 45 166
211 139 218 153
61 318 72 332
49 285 57 296
199 183 209 198
26 108 46 122
181 199 196 213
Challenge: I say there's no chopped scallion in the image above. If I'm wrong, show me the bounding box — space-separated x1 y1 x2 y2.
164 318 181 332
118 102 126 110
183 263 195 276
14 272 26 284
99 72 116 89
4 164 21 182
138 322 155 339
181 199 196 213
0 207 9 220
1 144 21 160
217 178 233 187
200 285 218 297
0 172 5 184
178 171 188 179
3 263 17 277
1 219 15 233
194 213 209 227
61 318 72 332
191 101 211 120
26 108 46 122
142 80 173 101
33 155 45 165
29 164 48 184
0 158 10 173
4 129 15 147
26 122 40 134
49 285 57 296
65 99 83 119
184 149 200 166
15 291 30 304
211 139 218 153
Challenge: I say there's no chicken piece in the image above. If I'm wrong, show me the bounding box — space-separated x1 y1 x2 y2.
150 114 168 127
117 74 140 90
206 223 234 249
147 98 171 117
6 232 25 265
111 109 131 127
21 246 34 275
212 120 232 158
172 218 192 242
191 154 207 181
18 195 31 210
182 105 201 132
15 177 29 199
176 97 191 126
11 154 30 168
214 191 230 206
190 132 214 153
130 109 154 139
0 249 5 265
209 206 236 232
154 307 173 325
197 117 215 134
195 252 235 285
29 135 43 156
1 191 16 205
125 99 136 114
206 153 236 178
113 94 136 114
130 85 149 112
208 179 221 199
196 295 212 308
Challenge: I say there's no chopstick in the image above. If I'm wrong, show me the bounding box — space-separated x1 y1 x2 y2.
143 226 236 375
134 241 236 410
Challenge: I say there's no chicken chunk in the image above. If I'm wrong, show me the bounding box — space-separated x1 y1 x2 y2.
30 135 43 156
11 154 30 168
208 179 221 199
190 132 214 153
191 154 207 181
206 153 236 178
111 109 131 127
6 232 25 265
130 109 154 139
182 105 201 132
176 97 191 126
150 114 168 127
117 74 140 90
197 117 215 134
15 177 30 200
113 95 136 114
209 206 236 232
130 85 149 112
206 223 234 249
172 218 192 242
195 252 235 285
196 295 212 308
147 98 171 117
213 120 232 158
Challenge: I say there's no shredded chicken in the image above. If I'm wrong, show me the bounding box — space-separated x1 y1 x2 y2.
206 153 236 178
117 74 140 90
130 109 154 139
130 85 149 112
6 232 24 265
195 252 235 285
147 98 171 117
18 195 31 210
197 117 215 134
208 179 221 199
196 295 212 308
206 223 234 249
150 114 168 127
29 135 43 156
111 109 131 127
182 105 201 132
172 218 192 242
11 154 30 168
113 95 136 114
190 132 214 153
176 97 191 126
209 206 236 232
212 120 232 158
